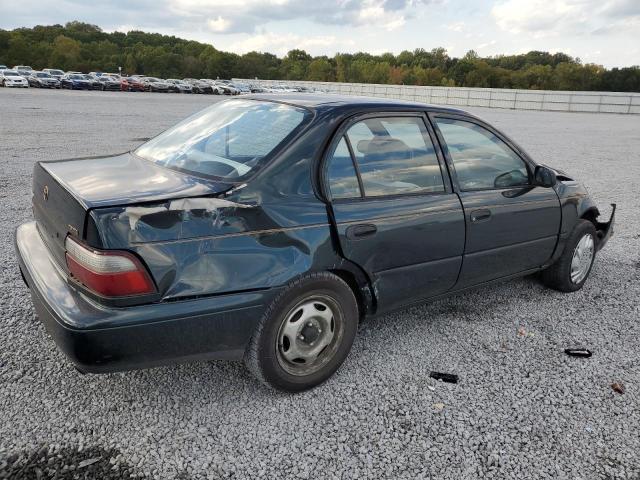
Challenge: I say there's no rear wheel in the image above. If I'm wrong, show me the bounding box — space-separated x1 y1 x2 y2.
540 220 597 292
244 272 359 392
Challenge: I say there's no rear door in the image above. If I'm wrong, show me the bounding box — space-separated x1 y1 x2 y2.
431 114 561 288
324 113 465 313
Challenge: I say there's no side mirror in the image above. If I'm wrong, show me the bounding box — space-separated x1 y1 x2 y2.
534 165 557 188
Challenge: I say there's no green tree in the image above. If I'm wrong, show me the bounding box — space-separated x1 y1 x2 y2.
0 22 638 92
307 57 334 81
50 35 81 70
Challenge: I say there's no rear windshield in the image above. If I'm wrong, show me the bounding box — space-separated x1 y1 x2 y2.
135 99 310 180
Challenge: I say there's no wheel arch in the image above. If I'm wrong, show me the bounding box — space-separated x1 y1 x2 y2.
328 265 376 320
580 206 600 226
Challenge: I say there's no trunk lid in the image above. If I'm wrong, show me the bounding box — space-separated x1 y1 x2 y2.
32 153 231 266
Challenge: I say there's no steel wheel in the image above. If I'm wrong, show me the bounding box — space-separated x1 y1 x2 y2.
570 233 594 284
276 295 343 376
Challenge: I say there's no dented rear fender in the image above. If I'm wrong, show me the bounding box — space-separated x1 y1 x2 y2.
88 193 339 300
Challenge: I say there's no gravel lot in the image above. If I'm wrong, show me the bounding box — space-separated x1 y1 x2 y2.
1 88 639 479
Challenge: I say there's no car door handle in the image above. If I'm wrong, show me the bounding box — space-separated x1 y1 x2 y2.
470 209 492 223
346 224 377 240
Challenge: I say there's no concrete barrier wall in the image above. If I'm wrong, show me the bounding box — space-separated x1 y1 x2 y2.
233 79 640 114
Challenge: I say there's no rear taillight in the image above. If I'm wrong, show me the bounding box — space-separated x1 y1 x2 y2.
65 236 156 297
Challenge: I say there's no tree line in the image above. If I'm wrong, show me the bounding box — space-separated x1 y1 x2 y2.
1 21 639 92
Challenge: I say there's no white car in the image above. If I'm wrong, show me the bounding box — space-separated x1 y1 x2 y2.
12 65 33 77
0 70 29 88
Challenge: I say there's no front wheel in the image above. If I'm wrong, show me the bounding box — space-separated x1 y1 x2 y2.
244 272 359 392
540 220 597 292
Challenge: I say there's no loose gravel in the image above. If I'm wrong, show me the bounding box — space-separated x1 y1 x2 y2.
1 88 639 479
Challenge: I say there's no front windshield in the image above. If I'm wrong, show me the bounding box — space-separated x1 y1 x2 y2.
37 73 51 78
69 75 83 80
135 99 310 180
4 71 18 76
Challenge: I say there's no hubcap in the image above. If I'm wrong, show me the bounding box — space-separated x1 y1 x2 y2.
276 296 342 376
570 233 595 284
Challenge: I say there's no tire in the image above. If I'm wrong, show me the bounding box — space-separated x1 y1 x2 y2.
244 272 359 392
540 219 597 292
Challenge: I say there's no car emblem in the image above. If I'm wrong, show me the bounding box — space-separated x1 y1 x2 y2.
43 185 49 201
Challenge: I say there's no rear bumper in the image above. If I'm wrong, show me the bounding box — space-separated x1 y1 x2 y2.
15 221 273 373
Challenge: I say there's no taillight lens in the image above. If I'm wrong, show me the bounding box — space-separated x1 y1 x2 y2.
65 237 156 297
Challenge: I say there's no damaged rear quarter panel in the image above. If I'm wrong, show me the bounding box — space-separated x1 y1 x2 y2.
90 198 335 299
88 125 341 299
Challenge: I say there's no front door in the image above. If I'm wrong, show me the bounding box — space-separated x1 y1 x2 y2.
432 115 561 288
324 113 465 312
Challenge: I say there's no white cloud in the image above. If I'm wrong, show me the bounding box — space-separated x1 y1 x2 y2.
491 0 640 38
168 0 431 34
477 40 497 50
227 33 353 56
207 16 231 33
491 0 586 37
446 21 466 32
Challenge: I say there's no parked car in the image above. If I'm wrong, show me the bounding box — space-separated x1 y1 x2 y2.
13 65 33 77
96 76 121 91
0 69 29 87
0 64 8 70
83 75 103 90
120 77 145 92
166 79 193 93
141 77 170 92
42 68 65 80
214 81 239 95
27 71 60 89
184 78 213 94
233 83 251 94
60 73 92 90
15 95 615 392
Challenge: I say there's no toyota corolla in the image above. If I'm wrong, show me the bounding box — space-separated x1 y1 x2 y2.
15 95 615 392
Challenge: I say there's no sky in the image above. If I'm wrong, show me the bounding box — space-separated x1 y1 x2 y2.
1 0 639 67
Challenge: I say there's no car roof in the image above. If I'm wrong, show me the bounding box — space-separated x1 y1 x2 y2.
242 93 469 115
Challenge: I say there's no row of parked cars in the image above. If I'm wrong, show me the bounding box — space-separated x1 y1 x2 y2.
0 65 318 95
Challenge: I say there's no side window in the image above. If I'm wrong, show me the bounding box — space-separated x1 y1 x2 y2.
345 117 444 197
435 118 530 191
327 136 361 199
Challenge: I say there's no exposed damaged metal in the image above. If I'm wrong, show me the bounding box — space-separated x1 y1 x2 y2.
121 197 251 229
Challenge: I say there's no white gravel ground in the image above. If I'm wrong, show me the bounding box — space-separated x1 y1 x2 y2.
0 88 638 479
